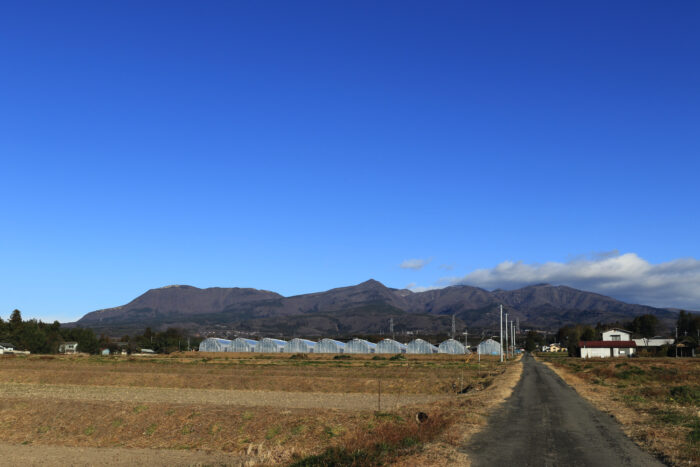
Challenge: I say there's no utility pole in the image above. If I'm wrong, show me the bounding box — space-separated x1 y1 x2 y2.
500 304 504 362
463 329 468 348
451 314 456 340
675 327 678 358
505 312 509 361
390 318 394 341
512 321 516 356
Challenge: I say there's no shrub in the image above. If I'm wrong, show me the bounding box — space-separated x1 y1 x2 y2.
669 386 700 405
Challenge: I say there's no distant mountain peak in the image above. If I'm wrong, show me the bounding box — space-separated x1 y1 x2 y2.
358 278 385 287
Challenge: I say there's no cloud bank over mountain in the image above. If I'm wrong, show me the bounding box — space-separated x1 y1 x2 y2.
438 252 700 309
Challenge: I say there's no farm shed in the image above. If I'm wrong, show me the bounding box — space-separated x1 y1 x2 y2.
255 338 287 353
230 338 258 352
438 339 468 355
477 339 502 356
345 338 377 354
199 338 232 352
376 339 407 354
316 338 346 354
284 338 317 353
406 339 439 354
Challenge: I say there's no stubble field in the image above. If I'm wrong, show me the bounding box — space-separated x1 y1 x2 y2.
0 352 522 466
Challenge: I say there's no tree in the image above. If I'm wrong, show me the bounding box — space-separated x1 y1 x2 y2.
524 331 544 352
9 309 23 331
630 314 659 345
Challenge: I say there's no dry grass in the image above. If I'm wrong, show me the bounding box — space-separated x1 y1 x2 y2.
538 353 700 466
0 352 501 395
0 353 519 466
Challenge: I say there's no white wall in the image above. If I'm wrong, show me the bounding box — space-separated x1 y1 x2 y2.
581 347 611 358
602 330 631 341
581 347 636 358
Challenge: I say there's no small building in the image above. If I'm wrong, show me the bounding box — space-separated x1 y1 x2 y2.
230 338 258 352
345 338 377 354
284 338 317 353
101 348 110 356
548 343 565 353
376 339 407 354
579 341 636 358
0 342 15 354
633 337 675 348
316 338 346 354
59 342 79 354
255 338 287 353
406 339 438 354
477 339 502 356
438 339 468 355
139 348 155 354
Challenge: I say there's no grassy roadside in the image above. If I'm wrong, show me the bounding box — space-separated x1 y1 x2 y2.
292 356 525 467
537 353 699 466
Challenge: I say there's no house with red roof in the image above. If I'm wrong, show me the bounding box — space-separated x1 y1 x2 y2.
580 328 637 358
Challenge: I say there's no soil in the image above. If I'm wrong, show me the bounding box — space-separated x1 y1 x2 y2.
0 382 444 411
0 442 243 466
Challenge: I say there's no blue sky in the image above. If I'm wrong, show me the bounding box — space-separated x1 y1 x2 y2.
1 1 699 322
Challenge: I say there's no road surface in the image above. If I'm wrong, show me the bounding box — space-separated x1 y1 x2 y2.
465 353 664 466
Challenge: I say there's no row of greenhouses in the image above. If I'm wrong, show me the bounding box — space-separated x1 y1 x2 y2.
199 337 482 355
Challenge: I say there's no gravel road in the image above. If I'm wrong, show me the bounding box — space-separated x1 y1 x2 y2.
465 354 664 466
0 382 443 411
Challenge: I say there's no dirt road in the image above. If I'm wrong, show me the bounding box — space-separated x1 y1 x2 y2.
465 354 664 466
0 382 442 411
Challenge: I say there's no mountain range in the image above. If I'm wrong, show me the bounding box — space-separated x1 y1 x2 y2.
71 280 680 336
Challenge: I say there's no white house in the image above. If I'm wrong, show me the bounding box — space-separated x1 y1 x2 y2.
58 342 78 354
580 329 636 358
0 342 15 354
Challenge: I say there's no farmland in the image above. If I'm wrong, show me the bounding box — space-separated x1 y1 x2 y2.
0 352 522 466
537 353 700 466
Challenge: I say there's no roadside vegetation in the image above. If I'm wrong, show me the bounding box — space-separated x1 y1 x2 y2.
539 353 699 465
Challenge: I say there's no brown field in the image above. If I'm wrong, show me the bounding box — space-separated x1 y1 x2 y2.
537 353 700 466
0 352 522 466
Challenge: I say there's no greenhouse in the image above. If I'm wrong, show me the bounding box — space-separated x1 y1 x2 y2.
406 338 439 354
376 338 407 354
198 338 232 352
477 338 502 356
316 338 346 354
345 338 377 354
230 338 258 352
255 338 287 353
284 338 317 353
438 339 468 355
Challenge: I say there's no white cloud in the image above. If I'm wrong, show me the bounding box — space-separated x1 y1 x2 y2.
400 258 432 270
436 253 700 309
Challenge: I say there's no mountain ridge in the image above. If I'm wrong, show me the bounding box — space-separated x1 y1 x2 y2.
72 280 681 336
